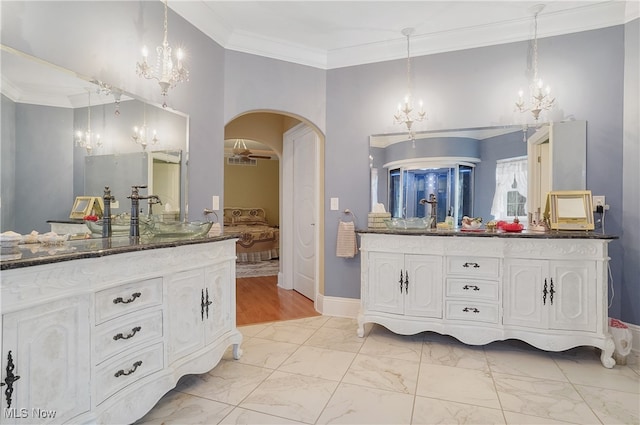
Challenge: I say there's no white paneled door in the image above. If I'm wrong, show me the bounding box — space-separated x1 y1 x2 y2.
292 127 317 300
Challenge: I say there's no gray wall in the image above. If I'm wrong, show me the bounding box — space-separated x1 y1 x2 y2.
1 95 17 232
4 102 74 234
1 2 637 325
622 19 640 328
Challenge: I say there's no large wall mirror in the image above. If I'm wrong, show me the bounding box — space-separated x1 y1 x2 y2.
370 121 586 227
1 45 189 234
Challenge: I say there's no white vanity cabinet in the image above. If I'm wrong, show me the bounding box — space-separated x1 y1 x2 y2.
359 232 616 368
504 259 596 332
367 252 442 319
0 237 242 424
1 296 91 424
167 261 235 367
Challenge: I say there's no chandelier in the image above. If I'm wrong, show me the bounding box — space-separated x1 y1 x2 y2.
393 27 426 144
75 89 102 155
132 103 158 150
515 4 556 121
136 0 189 107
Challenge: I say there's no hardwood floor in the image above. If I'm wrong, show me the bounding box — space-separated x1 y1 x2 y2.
236 275 320 326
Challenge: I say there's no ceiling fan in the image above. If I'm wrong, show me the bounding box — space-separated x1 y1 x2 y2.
231 139 271 160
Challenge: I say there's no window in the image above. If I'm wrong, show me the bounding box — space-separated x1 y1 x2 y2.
491 157 527 220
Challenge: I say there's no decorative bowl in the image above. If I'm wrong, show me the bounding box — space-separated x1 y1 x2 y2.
0 231 22 248
501 222 524 232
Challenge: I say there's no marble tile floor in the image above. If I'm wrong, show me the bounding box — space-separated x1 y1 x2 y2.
136 317 640 425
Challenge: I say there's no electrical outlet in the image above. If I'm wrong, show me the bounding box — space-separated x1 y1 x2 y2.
593 195 608 211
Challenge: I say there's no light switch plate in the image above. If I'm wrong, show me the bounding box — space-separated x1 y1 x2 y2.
111 200 120 209
212 196 220 210
330 197 339 211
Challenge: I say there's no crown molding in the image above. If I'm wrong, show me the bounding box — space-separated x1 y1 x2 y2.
171 1 636 70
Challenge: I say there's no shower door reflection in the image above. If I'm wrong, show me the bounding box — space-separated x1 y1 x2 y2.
389 164 474 226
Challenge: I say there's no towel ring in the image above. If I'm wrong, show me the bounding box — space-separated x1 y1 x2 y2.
203 209 219 223
340 209 358 224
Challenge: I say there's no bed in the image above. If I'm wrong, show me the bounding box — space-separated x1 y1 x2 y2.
223 207 279 263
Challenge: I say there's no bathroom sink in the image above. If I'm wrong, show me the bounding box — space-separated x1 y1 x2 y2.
149 221 212 238
384 217 434 230
85 216 153 236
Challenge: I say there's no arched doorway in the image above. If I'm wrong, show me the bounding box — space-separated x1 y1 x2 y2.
224 111 325 318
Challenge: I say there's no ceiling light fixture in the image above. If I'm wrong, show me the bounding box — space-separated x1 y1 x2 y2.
393 27 426 146
136 0 189 107
75 89 102 155
515 4 556 121
132 103 158 150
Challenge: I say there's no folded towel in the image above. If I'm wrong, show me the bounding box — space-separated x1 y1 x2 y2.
336 220 358 258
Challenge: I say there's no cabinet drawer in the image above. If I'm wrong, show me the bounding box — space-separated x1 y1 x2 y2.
446 279 498 301
445 301 499 324
94 309 163 364
95 342 164 404
95 278 163 324
447 257 500 278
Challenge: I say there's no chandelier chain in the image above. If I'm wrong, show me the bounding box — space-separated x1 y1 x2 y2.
393 27 426 144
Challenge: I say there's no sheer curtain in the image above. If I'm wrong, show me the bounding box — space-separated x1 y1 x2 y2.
491 157 527 219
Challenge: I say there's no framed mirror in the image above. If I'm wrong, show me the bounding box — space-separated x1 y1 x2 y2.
370 122 587 227
1 45 189 234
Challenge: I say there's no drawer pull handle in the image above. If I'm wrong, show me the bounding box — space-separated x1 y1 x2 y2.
463 284 480 291
462 262 480 268
399 270 404 294
113 292 142 304
114 360 142 378
462 307 480 313
113 326 142 341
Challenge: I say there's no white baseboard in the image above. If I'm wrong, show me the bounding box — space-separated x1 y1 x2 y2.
317 294 360 318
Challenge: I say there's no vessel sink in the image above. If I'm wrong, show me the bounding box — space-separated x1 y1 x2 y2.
384 217 434 230
85 216 153 236
150 221 212 238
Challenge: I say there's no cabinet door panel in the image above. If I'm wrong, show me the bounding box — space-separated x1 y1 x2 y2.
503 260 547 329
167 269 205 364
204 262 233 345
404 254 442 318
1 296 90 424
368 252 403 314
549 261 596 331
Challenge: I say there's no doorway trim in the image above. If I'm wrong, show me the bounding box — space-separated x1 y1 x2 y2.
279 123 321 309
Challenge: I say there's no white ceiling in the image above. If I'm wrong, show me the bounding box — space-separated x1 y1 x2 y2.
170 0 639 69
2 1 637 107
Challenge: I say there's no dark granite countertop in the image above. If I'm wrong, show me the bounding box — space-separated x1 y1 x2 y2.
357 228 618 239
0 234 239 271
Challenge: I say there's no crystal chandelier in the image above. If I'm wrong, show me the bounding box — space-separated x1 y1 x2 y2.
515 5 556 121
136 0 189 107
132 103 158 150
75 89 102 155
393 27 426 144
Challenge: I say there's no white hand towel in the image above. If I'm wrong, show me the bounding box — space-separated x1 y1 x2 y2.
336 221 358 258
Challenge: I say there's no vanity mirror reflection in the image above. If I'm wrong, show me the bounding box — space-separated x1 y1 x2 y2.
0 45 189 234
370 121 586 227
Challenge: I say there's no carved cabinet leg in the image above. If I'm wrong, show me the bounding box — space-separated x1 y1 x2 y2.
232 343 243 360
600 335 616 368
